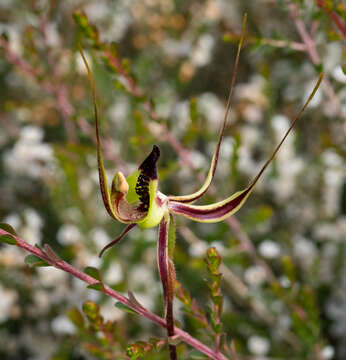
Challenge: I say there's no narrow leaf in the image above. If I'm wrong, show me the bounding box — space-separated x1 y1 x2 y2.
114 302 138 315
67 307 85 329
0 234 17 245
0 223 17 236
25 255 50 267
44 244 61 262
84 266 102 281
128 291 144 310
87 282 105 292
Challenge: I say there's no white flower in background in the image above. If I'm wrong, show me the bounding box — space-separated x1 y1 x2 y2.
163 38 191 57
198 93 225 129
190 34 214 66
247 335 270 356
321 149 345 217
0 284 18 323
90 227 111 249
4 126 54 178
332 65 346 83
3 213 21 229
259 239 281 259
293 235 317 269
242 103 263 124
172 100 190 136
38 266 68 287
104 262 123 284
101 298 125 321
44 23 60 47
237 125 263 178
189 241 208 258
279 276 291 288
210 241 225 254
51 315 76 335
21 208 43 245
108 97 130 125
244 265 267 286
321 345 334 360
57 224 81 245
235 75 268 108
270 115 304 201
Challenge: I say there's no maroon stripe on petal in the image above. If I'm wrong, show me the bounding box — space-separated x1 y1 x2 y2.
168 188 251 221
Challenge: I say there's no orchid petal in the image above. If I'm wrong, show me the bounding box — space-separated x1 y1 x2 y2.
125 170 140 203
98 223 137 257
138 181 167 229
168 73 324 223
168 14 247 204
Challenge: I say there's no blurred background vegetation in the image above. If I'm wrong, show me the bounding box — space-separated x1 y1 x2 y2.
0 0 345 359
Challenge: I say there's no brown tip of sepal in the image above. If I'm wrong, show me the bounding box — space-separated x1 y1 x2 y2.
138 145 160 180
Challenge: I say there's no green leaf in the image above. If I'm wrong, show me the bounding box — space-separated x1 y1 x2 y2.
67 307 85 329
25 255 50 267
0 234 17 245
87 282 105 292
114 302 138 315
0 223 17 245
0 223 17 236
205 247 221 274
82 300 100 322
84 266 102 281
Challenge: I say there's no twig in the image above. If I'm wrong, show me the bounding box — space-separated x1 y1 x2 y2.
225 33 306 51
315 0 346 36
285 1 341 116
0 229 228 360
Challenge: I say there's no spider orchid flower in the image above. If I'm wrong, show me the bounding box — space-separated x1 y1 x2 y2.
79 48 323 256
79 15 323 357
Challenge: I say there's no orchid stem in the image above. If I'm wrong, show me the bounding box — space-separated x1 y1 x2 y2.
158 216 177 359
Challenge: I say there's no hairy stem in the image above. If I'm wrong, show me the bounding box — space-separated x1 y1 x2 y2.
158 217 177 359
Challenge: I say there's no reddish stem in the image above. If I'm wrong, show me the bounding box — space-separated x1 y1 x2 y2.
0 229 227 360
315 0 346 36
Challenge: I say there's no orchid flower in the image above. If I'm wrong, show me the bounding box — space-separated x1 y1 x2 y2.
79 14 323 359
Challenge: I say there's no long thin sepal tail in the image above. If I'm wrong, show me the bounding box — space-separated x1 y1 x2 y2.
168 74 324 223
79 46 126 223
168 14 247 204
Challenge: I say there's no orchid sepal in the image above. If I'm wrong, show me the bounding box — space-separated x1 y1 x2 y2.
168 187 251 223
167 14 248 205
